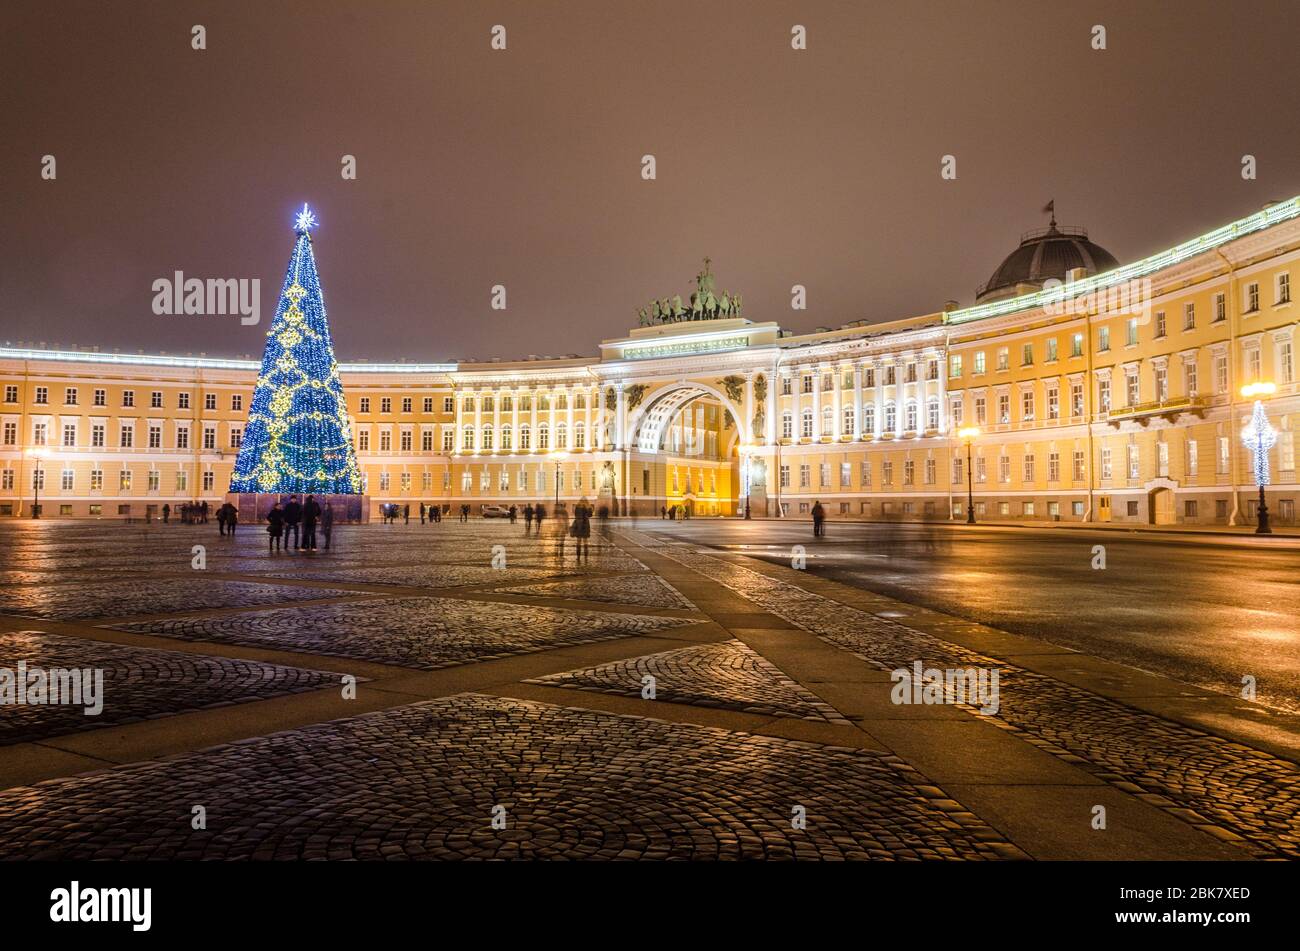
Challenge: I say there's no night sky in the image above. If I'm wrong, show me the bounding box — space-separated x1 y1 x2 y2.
4 0 1299 363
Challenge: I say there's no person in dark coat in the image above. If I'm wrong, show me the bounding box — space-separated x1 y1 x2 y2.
283 495 302 549
419 502 426 524
811 500 826 538
403 503 410 524
162 503 171 524
217 505 228 535
508 504 517 524
267 502 285 553
302 495 321 551
222 501 239 535
524 504 535 532
570 497 592 560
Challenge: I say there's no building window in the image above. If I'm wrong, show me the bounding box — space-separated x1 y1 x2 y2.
1126 318 1138 346
443 430 455 452
443 397 454 413
949 354 962 378
64 386 78 405
1183 302 1195 331
178 393 190 410
1021 343 1034 366
781 412 793 440
1022 390 1035 421
380 431 392 452
1023 453 1035 482
973 352 986 375
360 397 371 413
62 423 76 447
1073 450 1085 482
1278 273 1291 305
801 410 813 439
401 430 414 452
799 464 810 488
839 462 851 487
842 407 854 436
231 427 243 449
1155 311 1166 337
998 455 1010 483
1098 327 1110 351
358 431 370 451
926 398 940 431
119 424 133 448
1070 382 1084 417
1048 452 1060 482
3 385 17 403
1213 293 1226 323
1245 282 1259 313
204 393 217 411
1100 447 1112 480
779 464 790 488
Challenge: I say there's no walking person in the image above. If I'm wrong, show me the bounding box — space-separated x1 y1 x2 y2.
283 495 302 550
223 501 239 535
302 494 321 551
162 503 170 524
200 500 209 524
403 503 410 525
508 504 517 524
267 502 285 553
321 501 335 550
524 504 535 532
420 502 426 525
812 500 826 538
217 504 228 536
570 497 592 560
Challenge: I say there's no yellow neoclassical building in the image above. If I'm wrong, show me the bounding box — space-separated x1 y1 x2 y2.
2 196 1298 525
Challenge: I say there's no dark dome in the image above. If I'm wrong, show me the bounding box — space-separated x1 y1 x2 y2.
977 221 1119 302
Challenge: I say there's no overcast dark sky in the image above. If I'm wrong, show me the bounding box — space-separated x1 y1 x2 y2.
3 0 1299 362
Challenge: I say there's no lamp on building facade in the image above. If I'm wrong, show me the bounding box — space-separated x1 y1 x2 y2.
1240 382 1277 535
958 426 980 525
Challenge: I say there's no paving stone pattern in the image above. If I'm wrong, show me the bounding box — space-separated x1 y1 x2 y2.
0 631 344 745
0 694 1024 860
111 596 696 670
527 638 849 723
645 538 1300 859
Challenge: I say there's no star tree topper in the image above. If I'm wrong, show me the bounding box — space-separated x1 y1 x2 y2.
294 203 318 233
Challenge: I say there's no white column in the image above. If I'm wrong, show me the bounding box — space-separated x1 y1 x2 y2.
853 363 864 440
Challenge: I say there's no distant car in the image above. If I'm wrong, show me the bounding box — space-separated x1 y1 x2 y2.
481 504 511 518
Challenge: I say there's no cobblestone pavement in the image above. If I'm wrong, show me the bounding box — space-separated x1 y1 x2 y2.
500 574 696 610
0 579 359 621
527 639 850 723
110 596 696 670
0 631 344 745
636 535 1300 859
0 694 1023 860
254 563 585 589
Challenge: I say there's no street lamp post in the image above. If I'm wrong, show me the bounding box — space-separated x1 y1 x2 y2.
550 450 568 508
1240 382 1277 535
29 450 42 519
958 427 980 524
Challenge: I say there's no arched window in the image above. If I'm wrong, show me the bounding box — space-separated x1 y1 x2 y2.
801 409 813 438
501 426 513 450
538 424 550 450
863 405 876 435
575 421 586 449
462 426 474 451
842 407 855 436
821 405 834 436
782 412 793 440
481 426 494 451
556 423 568 448
926 397 940 431
519 425 531 450
905 400 918 432
884 401 897 432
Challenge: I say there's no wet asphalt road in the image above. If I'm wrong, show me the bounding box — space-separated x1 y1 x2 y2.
634 518 1300 715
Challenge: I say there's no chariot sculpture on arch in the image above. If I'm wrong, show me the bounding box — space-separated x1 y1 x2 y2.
637 257 743 325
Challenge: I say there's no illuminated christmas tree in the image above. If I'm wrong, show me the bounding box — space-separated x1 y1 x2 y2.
229 205 363 495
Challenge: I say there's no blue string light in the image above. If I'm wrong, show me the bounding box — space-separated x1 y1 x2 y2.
229 206 363 495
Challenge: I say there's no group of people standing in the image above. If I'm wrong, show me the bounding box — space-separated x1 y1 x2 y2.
520 498 601 559
265 494 334 553
161 501 208 524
